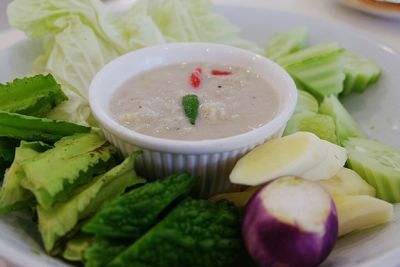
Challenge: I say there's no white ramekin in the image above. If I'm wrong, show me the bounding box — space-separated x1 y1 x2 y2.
89 43 297 197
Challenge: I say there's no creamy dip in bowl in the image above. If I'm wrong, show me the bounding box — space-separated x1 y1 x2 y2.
89 43 297 196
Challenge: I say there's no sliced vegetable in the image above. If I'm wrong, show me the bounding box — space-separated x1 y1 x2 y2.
284 112 338 144
243 176 338 267
21 133 117 210
0 111 91 143
37 153 143 252
265 26 308 60
319 95 364 145
62 233 93 262
342 51 381 96
0 74 67 117
285 49 346 100
317 167 376 197
182 94 200 125
0 141 52 214
346 138 400 203
85 237 130 267
295 90 319 114
230 132 327 186
109 198 243 267
83 173 194 239
301 140 347 181
0 137 20 179
333 195 392 237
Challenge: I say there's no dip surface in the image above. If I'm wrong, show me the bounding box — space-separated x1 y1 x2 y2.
109 63 280 140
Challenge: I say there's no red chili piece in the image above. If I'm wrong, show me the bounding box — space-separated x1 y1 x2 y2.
190 67 203 89
211 69 232 76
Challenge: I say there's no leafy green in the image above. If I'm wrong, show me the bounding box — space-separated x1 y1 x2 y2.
37 153 144 252
266 26 308 61
0 111 91 143
319 95 364 145
109 198 243 267
346 138 400 203
0 141 52 213
182 95 200 125
0 74 67 117
20 133 117 210
284 111 338 144
342 51 381 96
83 173 195 239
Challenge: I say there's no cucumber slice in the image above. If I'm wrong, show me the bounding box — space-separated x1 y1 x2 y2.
286 49 346 100
265 27 308 61
284 112 338 144
342 51 381 96
295 90 319 114
319 95 364 146
277 42 339 68
345 138 400 203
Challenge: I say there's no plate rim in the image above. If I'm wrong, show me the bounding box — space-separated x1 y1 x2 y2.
0 4 400 267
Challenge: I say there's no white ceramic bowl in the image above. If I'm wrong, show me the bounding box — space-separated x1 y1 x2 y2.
89 42 297 197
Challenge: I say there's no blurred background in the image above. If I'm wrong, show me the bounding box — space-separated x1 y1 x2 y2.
0 1 10 31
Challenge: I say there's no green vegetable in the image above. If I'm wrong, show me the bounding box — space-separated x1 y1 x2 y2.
284 112 338 144
37 153 144 252
295 90 319 114
0 111 91 143
346 138 400 203
319 95 364 145
85 237 130 267
63 233 93 262
20 133 117 210
182 95 200 125
266 27 308 61
276 43 345 100
0 74 67 117
83 173 195 239
0 141 52 214
342 51 381 96
109 198 243 267
0 137 20 180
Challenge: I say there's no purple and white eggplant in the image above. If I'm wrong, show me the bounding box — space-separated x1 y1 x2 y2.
243 176 338 267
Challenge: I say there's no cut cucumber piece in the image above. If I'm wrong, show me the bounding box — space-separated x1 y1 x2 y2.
277 42 339 68
342 51 381 96
319 95 364 146
317 167 376 197
284 111 338 144
229 132 328 186
265 27 308 61
286 49 346 100
301 140 347 181
295 90 319 114
333 195 393 237
346 138 400 203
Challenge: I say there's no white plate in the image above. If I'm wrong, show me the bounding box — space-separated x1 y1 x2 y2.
1 5 400 267
339 0 400 20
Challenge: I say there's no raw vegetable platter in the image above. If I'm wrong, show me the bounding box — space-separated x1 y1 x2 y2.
1 1 400 267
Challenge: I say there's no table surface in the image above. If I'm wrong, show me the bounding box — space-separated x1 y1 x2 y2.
0 0 399 267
